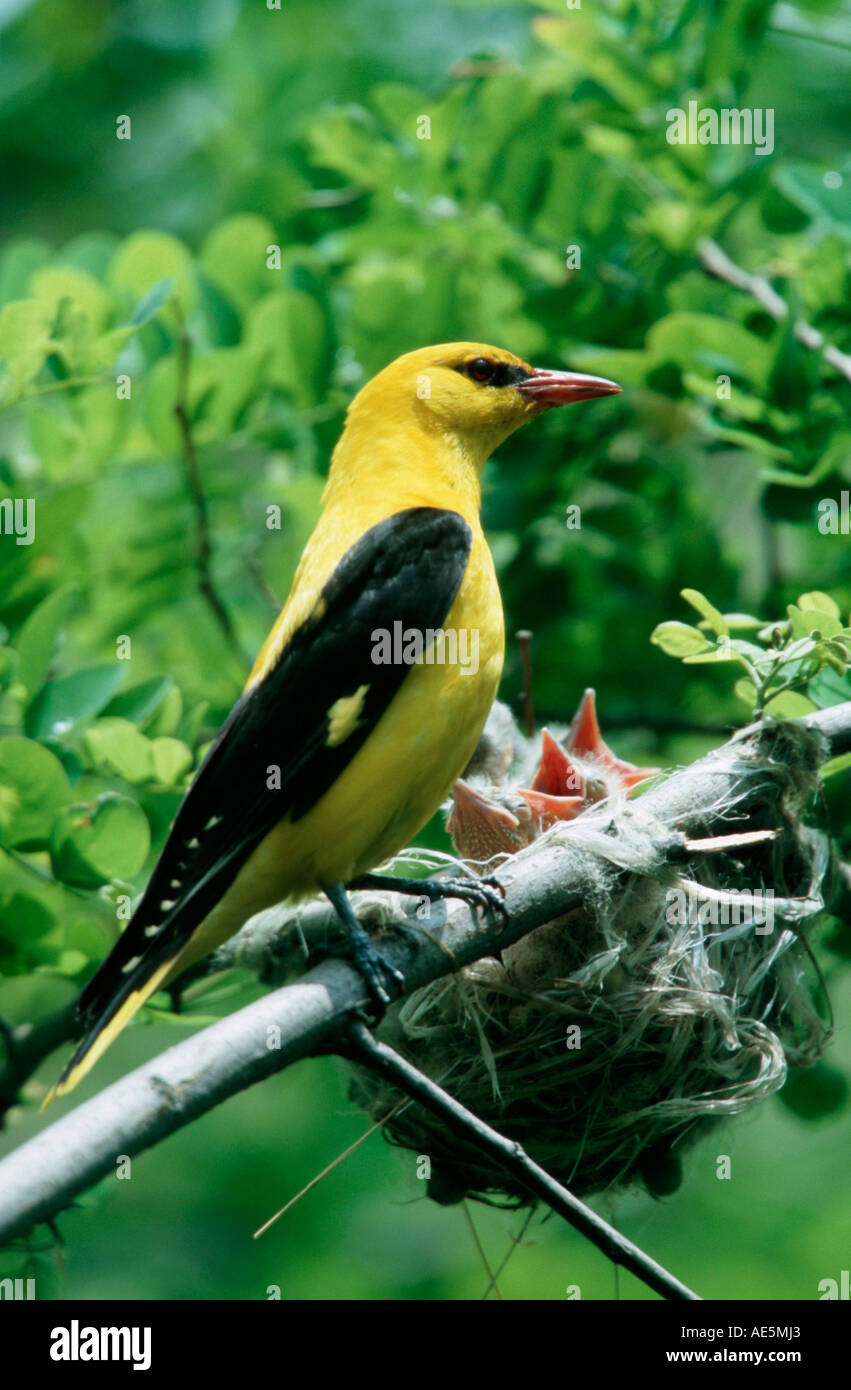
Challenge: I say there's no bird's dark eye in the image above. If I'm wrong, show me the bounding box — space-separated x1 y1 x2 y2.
468 357 496 383
453 358 531 388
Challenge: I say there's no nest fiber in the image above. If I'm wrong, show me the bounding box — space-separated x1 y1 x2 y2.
350 728 831 1205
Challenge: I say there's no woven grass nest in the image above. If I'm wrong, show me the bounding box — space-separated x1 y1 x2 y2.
349 701 832 1206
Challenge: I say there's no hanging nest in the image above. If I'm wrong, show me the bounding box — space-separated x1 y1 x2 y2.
348 705 832 1206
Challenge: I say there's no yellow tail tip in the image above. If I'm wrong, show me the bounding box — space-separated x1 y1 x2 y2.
40 1066 81 1111
40 1086 60 1113
39 958 177 1113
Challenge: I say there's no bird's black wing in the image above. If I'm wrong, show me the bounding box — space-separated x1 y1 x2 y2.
77 505 473 1022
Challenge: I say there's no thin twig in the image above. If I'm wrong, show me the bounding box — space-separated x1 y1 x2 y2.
245 547 281 614
253 1098 407 1238
172 307 246 660
684 829 777 853
698 238 851 385
480 1206 534 1300
339 1018 701 1301
516 630 535 737
462 1200 503 1299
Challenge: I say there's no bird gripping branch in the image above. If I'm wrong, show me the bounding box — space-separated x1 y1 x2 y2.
44 341 621 1105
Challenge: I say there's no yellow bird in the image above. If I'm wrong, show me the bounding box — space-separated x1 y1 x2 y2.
45 342 620 1104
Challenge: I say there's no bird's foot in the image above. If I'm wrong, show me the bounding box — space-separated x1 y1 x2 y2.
350 936 405 1022
350 871 509 927
323 881 404 1023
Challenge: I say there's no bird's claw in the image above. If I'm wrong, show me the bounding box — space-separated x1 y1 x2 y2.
351 939 405 1023
480 874 510 925
425 873 509 926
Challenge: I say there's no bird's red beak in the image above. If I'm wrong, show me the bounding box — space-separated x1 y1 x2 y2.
517 368 622 408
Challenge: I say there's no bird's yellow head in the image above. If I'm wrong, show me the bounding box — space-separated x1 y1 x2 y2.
342 341 622 471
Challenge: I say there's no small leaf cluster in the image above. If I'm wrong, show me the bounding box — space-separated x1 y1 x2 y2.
653 588 851 720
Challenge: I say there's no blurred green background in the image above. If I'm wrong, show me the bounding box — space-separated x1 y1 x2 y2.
0 0 849 1299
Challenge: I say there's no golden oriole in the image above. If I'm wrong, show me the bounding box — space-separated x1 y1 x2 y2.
45 341 620 1104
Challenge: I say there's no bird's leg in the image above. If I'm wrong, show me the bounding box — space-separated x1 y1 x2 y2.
323 882 405 1018
349 871 508 924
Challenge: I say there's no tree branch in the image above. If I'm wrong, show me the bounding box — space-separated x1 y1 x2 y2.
698 237 851 385
0 703 848 1259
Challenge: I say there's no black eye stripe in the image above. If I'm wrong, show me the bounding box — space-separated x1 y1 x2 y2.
454 359 532 388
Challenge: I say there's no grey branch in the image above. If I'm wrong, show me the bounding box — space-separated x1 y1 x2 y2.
698 237 851 385
0 703 849 1250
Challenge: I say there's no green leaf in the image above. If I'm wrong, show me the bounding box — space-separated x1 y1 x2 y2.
0 738 71 850
25 662 126 739
650 622 711 657
646 313 773 389
808 668 851 710
787 605 811 641
244 290 328 408
721 613 764 631
30 265 113 333
109 231 197 314
88 323 135 370
51 948 90 978
128 276 175 326
144 684 183 738
0 892 56 944
817 641 849 676
14 585 78 696
706 425 794 464
50 793 150 888
763 690 817 717
681 589 728 637
787 605 843 641
761 433 851 489
778 1061 850 1120
0 651 19 697
64 916 112 961
103 677 174 727
774 163 851 242
150 737 193 787
782 636 818 663
84 717 154 783
822 751 851 780
0 298 55 402
682 644 738 665
0 238 52 306
731 639 773 664
797 591 841 619
734 677 757 709
143 345 264 451
199 214 278 313
568 346 650 388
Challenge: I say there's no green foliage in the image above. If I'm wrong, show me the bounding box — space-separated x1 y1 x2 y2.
50 794 151 890
653 587 851 716
0 0 849 1302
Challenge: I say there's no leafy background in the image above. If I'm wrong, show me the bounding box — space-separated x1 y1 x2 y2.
0 0 849 1299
